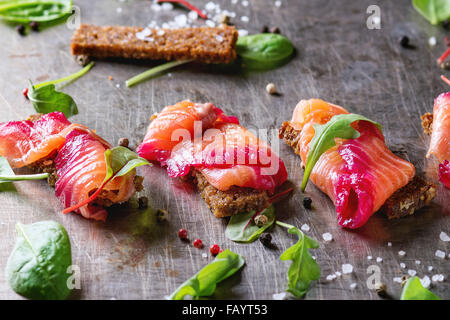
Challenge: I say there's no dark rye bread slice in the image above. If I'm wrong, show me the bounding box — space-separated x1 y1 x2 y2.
279 121 436 219
191 170 270 218
71 24 238 64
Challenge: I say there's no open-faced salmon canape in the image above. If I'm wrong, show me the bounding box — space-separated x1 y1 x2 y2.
280 99 436 229
137 100 288 217
421 92 450 188
0 112 143 221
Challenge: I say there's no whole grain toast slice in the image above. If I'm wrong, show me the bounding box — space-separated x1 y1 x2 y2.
279 121 436 219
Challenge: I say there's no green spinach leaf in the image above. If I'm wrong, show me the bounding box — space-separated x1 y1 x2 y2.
6 221 72 300
169 249 245 300
400 276 440 300
301 113 381 191
62 146 151 213
28 83 78 119
0 0 73 24
277 221 320 298
412 0 450 25
236 33 294 70
225 205 275 243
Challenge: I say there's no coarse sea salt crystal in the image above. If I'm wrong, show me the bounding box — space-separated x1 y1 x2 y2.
273 292 286 300
350 283 357 290
116 7 122 13
238 29 248 36
205 1 216 11
420 276 431 289
202 253 208 258
428 36 437 46
435 250 446 259
408 269 417 277
376 257 383 263
342 264 353 274
400 263 406 269
387 242 392 247
335 271 342 277
393 277 402 284
157 29 165 36
188 10 198 21
275 0 282 7
215 35 224 43
151 3 161 11
432 274 445 282
205 20 216 27
415 260 421 265
440 231 450 242
326 274 337 281
174 14 188 27
232 0 238 4
161 2 173 10
398 250 406 257
242 0 249 7
428 266 433 272
240 16 249 22
367 255 373 260
322 232 333 242
301 224 310 232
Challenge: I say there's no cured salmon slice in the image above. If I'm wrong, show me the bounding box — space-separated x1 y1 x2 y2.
55 129 136 221
282 99 415 229
426 92 450 188
0 112 71 168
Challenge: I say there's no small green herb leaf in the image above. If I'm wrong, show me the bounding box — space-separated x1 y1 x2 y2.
6 221 72 300
169 249 245 300
301 113 381 192
126 60 193 87
62 147 151 214
0 156 49 190
28 83 78 118
0 0 73 24
225 206 275 243
236 33 294 70
277 221 320 298
400 276 440 300
412 0 450 25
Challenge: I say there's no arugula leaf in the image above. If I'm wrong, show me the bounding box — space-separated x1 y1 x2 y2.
28 83 78 119
169 249 245 300
0 0 73 24
0 156 49 191
6 221 72 300
400 276 440 300
412 0 450 25
236 33 294 70
225 206 275 243
62 147 151 214
277 221 320 298
301 113 381 191
27 62 94 118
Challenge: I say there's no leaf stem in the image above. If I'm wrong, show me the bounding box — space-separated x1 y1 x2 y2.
276 221 295 230
0 173 49 181
441 75 450 86
34 61 95 89
125 60 193 87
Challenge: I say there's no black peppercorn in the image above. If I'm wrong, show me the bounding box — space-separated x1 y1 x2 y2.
303 197 312 209
270 27 280 34
261 25 269 33
443 20 449 30
260 232 272 246
138 196 148 209
440 61 450 70
16 24 26 36
29 21 39 31
118 137 129 148
399 35 410 48
156 209 168 222
75 55 91 67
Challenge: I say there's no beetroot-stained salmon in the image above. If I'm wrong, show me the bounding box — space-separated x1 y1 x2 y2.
0 112 71 168
281 99 416 229
55 129 136 221
426 92 450 188
137 100 287 217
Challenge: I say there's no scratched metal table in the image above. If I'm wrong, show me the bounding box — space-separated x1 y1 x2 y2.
0 0 448 300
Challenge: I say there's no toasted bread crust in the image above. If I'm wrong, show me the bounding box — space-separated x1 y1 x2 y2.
279 121 435 219
192 170 270 218
421 112 433 135
71 24 238 64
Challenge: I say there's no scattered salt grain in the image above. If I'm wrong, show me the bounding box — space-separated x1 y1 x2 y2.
312 256 316 260
387 242 392 247
205 2 216 11
398 250 406 257
205 20 216 27
408 269 417 277
240 16 249 22
157 29 165 36
367 255 373 261
326 274 337 281
151 3 162 12
202 253 208 258
350 283 357 290
161 2 173 10
428 266 433 272
376 257 383 263
215 35 224 43
415 260 421 265
335 271 342 277
322 232 333 242
231 0 238 4
275 1 282 8
242 0 249 7
116 7 122 13
188 10 198 21
272 292 287 300
428 36 437 46
440 231 450 242
435 250 446 259
342 264 353 274
238 29 248 36
400 263 406 269
393 277 403 284
301 224 310 232
420 276 431 289
432 274 445 282
115 84 120 88
174 14 188 27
